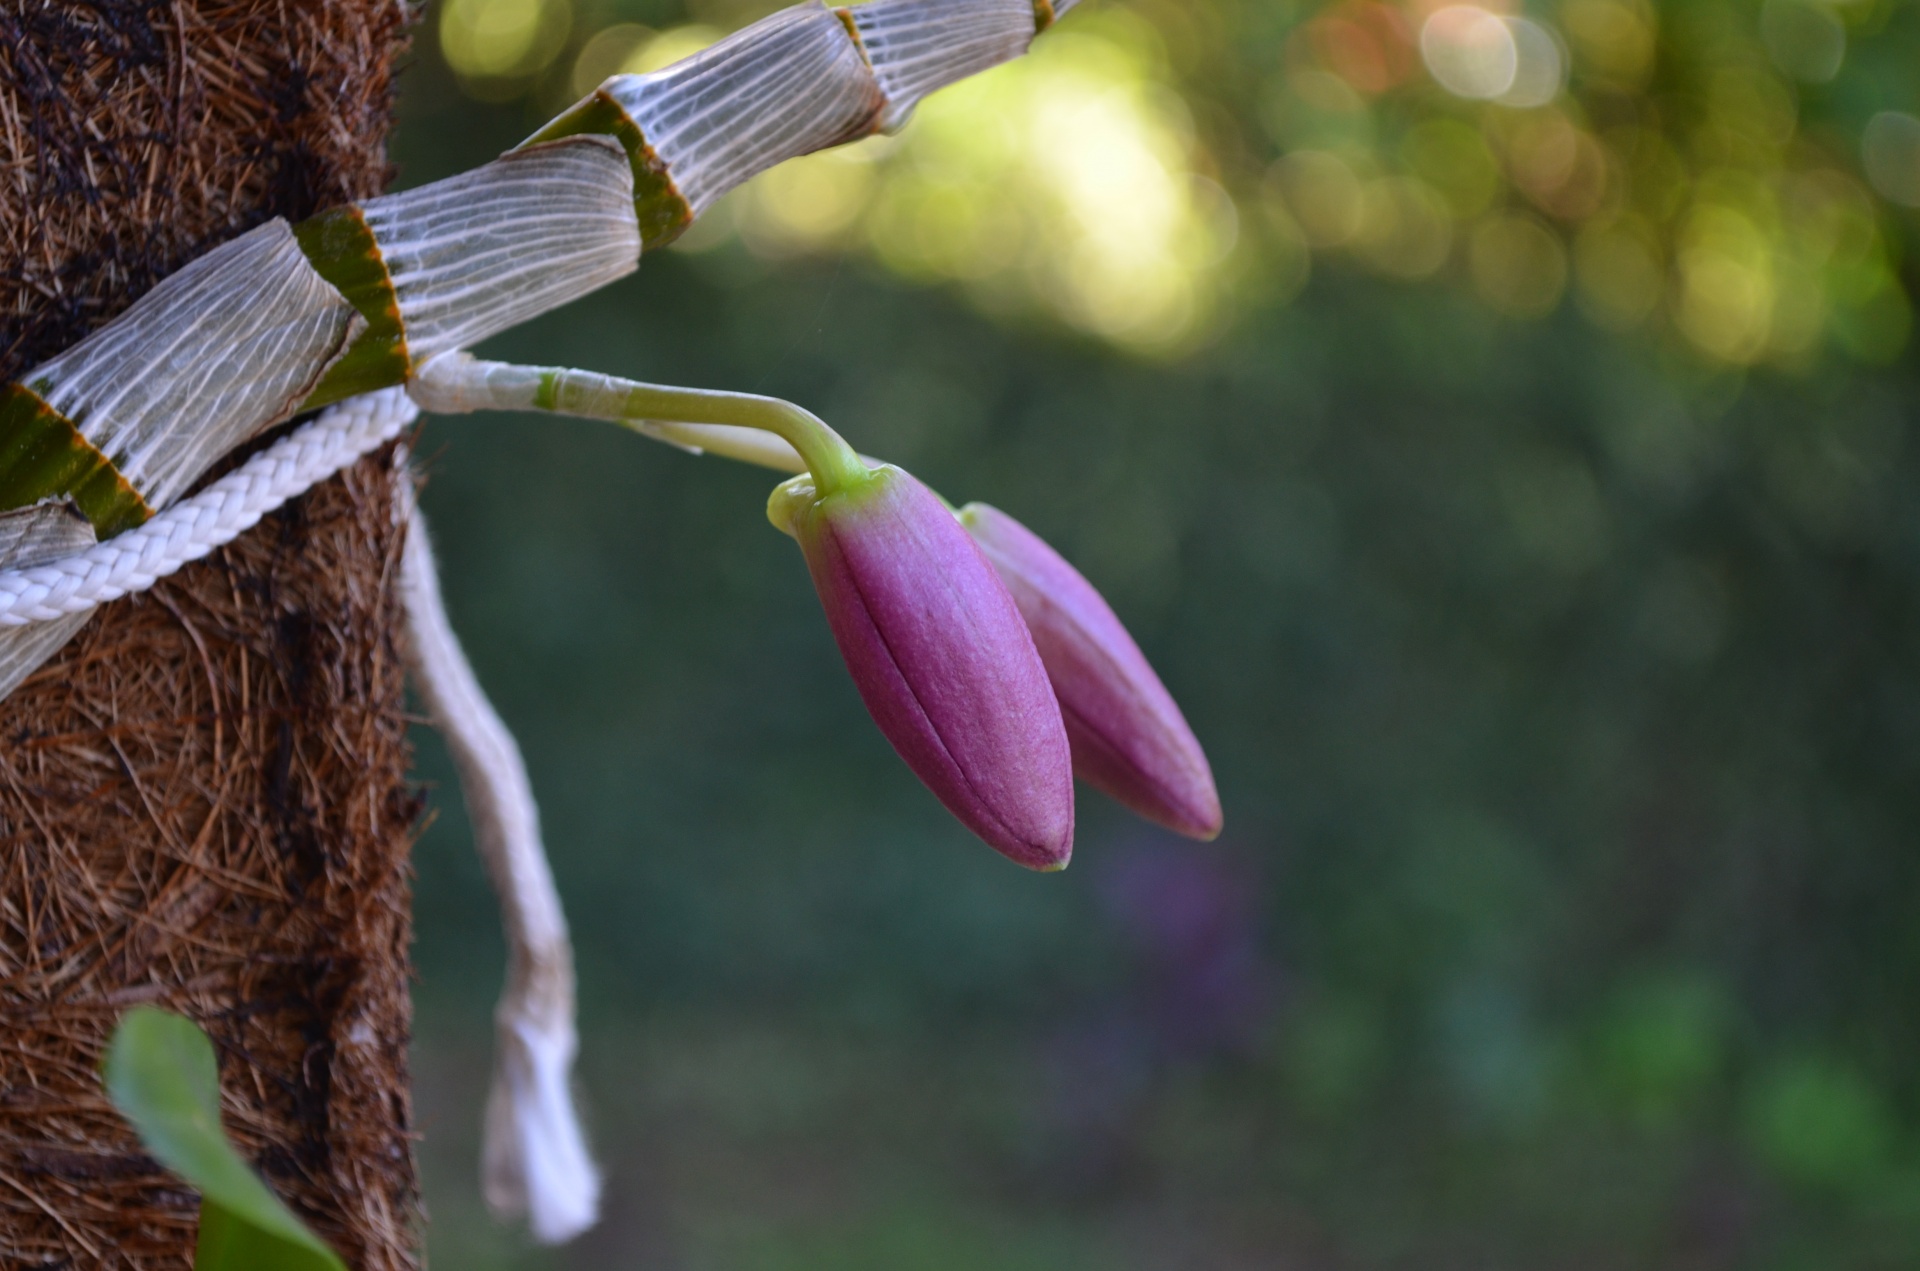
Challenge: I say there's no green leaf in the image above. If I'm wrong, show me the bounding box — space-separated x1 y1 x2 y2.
102 1007 346 1271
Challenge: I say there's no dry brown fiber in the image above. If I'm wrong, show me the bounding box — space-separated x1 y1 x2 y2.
0 2 424 1267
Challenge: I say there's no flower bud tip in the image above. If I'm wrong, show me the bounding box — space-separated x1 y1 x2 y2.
959 503 1222 842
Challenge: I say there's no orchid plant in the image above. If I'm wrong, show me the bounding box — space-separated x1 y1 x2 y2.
21 0 1222 1248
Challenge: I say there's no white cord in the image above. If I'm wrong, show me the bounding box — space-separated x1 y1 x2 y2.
395 472 601 1244
0 387 417 625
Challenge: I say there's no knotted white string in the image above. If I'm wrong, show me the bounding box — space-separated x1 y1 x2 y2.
395 471 602 1244
0 387 600 1244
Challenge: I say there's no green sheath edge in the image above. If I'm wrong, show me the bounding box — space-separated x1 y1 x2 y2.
0 383 152 537
525 93 694 251
293 205 411 410
832 8 869 62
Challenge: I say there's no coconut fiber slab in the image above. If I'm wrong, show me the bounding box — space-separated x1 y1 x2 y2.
0 3 422 1266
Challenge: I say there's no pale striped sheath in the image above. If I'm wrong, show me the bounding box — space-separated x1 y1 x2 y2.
0 0 1076 698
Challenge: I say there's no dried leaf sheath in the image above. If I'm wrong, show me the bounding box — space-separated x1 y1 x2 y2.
359 139 640 362
0 505 95 699
596 3 884 215
852 0 1042 130
7 222 357 522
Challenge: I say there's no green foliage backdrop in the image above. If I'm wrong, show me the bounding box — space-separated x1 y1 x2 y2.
392 0 1920 1265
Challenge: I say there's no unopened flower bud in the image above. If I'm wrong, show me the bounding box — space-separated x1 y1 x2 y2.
771 468 1075 870
959 503 1221 841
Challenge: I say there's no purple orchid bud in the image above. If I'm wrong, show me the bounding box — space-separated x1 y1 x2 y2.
958 504 1222 841
770 466 1075 871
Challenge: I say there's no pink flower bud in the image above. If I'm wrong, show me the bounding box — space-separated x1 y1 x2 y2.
958 504 1222 841
771 467 1075 870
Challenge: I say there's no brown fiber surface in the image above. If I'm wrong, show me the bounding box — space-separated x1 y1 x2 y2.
0 0 412 381
0 2 422 1267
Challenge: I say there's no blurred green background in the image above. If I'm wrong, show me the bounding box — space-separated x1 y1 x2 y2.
391 0 1920 1265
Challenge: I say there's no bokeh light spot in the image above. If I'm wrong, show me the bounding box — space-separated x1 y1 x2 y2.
1274 150 1367 247
624 25 724 75
1676 206 1775 363
1759 0 1846 83
1765 256 1827 360
440 0 569 88
1308 2 1417 96
1861 111 1920 208
1784 170 1880 267
1470 213 1568 318
1745 1058 1896 1190
1706 68 1799 154
1354 176 1453 279
1505 112 1610 220
742 145 884 258
722 16 1236 351
1612 125 1688 222
1499 17 1567 108
1420 6 1519 101
1573 219 1662 330
571 23 651 98
1401 119 1501 216
1560 0 1656 87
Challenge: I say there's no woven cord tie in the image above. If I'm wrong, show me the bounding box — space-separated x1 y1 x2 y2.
0 387 417 624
